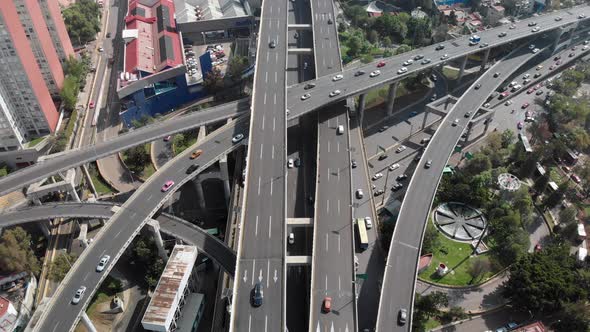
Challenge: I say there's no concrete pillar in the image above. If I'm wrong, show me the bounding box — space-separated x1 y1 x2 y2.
193 177 207 211
567 22 578 48
484 117 492 133
32 197 42 206
219 156 231 204
357 94 367 127
386 82 400 116
69 184 80 202
421 110 430 131
38 220 51 238
147 220 168 260
81 313 98 332
458 56 468 83
480 48 491 72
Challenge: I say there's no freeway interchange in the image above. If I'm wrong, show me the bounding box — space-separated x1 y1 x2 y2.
1 3 590 331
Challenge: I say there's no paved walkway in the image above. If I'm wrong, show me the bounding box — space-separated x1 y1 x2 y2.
416 270 509 313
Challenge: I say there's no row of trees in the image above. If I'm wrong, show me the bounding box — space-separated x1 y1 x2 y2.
0 227 40 276
62 0 101 46
412 291 468 330
127 233 165 288
503 240 590 331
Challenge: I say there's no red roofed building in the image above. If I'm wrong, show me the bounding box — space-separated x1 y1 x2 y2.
124 0 183 76
0 296 17 332
514 321 546 332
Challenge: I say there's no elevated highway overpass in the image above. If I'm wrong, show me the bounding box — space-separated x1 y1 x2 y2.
31 117 249 332
0 202 236 275
376 36 556 332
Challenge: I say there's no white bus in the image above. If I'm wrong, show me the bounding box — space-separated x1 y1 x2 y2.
356 218 369 251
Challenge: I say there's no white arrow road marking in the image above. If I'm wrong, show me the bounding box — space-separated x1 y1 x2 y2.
345 323 350 332
274 269 278 283
330 321 335 332
259 269 263 283
316 321 321 332
243 269 248 283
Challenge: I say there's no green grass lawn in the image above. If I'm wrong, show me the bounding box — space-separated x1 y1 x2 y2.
140 163 156 181
28 136 46 147
442 66 460 80
419 228 499 286
424 317 442 330
548 166 564 184
363 83 410 108
90 169 114 195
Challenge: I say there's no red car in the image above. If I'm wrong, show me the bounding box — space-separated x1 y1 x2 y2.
161 180 175 192
521 102 529 109
163 135 172 142
377 61 386 68
89 101 95 109
322 297 332 313
534 84 541 90
527 88 534 94
571 174 581 183
500 91 510 98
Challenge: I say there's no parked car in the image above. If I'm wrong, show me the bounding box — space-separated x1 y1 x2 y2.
571 174 582 183
396 145 407 153
365 216 373 229
301 93 311 100
397 174 408 181
372 173 383 181
389 163 400 171
398 308 407 325
304 83 316 90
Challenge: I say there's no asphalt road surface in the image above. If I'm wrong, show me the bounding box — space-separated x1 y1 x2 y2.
376 38 551 332
32 118 249 332
231 0 288 329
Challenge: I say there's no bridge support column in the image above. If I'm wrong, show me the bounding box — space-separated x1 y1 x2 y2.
464 122 474 141
219 156 231 204
38 220 51 238
193 178 207 211
147 220 168 260
81 313 98 332
480 48 491 73
483 117 493 133
357 94 367 126
386 82 400 116
458 56 468 83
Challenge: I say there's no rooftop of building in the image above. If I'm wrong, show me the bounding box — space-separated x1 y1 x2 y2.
123 0 183 76
365 0 403 16
174 0 247 23
514 321 546 332
142 245 198 330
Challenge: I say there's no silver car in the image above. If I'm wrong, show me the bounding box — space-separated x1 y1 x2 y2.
72 286 87 305
96 255 111 272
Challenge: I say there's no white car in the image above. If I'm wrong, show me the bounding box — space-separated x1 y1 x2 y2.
329 90 341 97
96 255 111 272
301 93 311 100
372 173 383 181
397 67 408 74
288 158 294 168
288 233 294 244
332 74 343 81
389 163 400 171
396 145 407 153
232 134 244 143
365 216 373 229
532 48 540 53
72 286 87 305
505 100 513 106
440 54 449 60
531 27 540 32
402 59 414 66
370 70 381 77
452 119 459 126
529 44 535 50
356 189 364 199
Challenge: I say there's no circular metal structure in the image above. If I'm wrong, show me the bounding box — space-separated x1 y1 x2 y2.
433 202 487 241
497 173 521 192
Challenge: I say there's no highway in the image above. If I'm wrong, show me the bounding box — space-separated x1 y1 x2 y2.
286 6 590 116
31 117 249 332
230 0 288 329
0 202 236 275
376 38 552 332
308 0 356 330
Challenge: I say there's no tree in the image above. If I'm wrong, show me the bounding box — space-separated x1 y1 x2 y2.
382 36 393 48
203 68 224 93
63 56 87 83
129 234 166 288
406 17 432 46
552 301 590 332
559 207 577 225
413 291 448 329
543 182 569 208
421 223 440 255
346 36 363 57
503 242 586 315
534 174 550 193
467 258 491 284
60 76 79 112
439 306 468 323
488 213 530 265
448 10 458 26
227 55 249 80
367 29 379 44
0 164 9 178
395 44 412 55
48 253 77 281
124 145 149 173
0 227 40 275
62 0 101 46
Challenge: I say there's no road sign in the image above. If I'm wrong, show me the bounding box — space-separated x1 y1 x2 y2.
465 151 474 160
356 273 368 280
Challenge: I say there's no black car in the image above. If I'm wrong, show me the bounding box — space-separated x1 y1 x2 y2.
351 160 357 168
435 44 445 50
464 111 472 118
414 54 424 60
269 40 276 48
396 174 408 181
186 164 200 174
373 189 385 196
378 125 389 132
474 83 481 89
304 83 316 90
414 154 422 162
106 32 112 38
354 70 365 76
391 182 403 191
294 158 302 167
378 154 388 161
252 282 263 307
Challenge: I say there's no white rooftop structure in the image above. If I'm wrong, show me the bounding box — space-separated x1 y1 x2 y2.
577 247 588 262
174 0 246 22
141 245 198 332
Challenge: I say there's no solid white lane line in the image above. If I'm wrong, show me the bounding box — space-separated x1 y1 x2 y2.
258 176 261 195
266 260 270 288
260 143 264 159
326 199 330 214
248 315 252 332
272 145 275 159
270 177 273 195
338 233 341 253
251 260 255 285
262 115 265 130
327 140 330 153
338 199 341 215
265 71 268 83
255 216 259 237
273 117 276 132
337 141 340 153
275 71 277 83
264 93 267 105
268 216 272 238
